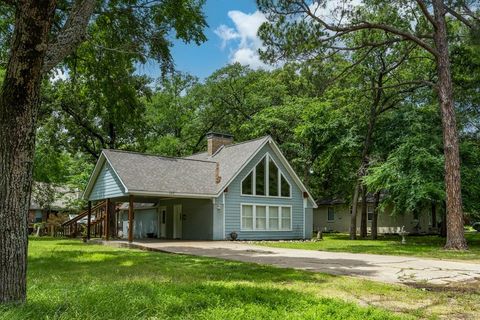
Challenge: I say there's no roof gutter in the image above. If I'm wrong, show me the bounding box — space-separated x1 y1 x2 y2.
128 190 216 199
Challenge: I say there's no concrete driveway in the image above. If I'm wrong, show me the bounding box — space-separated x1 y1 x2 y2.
106 240 480 285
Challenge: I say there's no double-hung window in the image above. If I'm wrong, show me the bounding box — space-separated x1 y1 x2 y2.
241 204 292 231
241 205 254 230
269 206 279 230
327 207 335 222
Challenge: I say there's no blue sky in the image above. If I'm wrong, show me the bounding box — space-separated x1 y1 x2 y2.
136 0 268 80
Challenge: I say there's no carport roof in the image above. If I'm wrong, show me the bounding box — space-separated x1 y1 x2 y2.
102 150 218 196
83 136 270 199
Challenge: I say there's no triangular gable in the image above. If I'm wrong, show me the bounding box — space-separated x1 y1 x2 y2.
218 136 317 208
82 152 128 200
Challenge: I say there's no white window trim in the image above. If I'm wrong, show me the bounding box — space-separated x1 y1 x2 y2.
240 203 292 232
240 153 292 199
327 206 335 222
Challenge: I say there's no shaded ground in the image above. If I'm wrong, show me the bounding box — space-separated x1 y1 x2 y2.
255 233 480 261
2 238 479 320
107 239 480 285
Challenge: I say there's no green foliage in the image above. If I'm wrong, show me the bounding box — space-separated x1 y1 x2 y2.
190 63 290 143
460 139 480 219
295 93 363 199
142 72 199 156
0 67 4 90
365 105 445 215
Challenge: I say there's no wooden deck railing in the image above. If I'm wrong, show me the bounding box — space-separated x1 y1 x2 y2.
62 201 106 238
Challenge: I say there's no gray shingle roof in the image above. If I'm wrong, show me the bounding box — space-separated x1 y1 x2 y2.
99 136 270 197
30 182 81 210
185 136 270 193
103 150 218 196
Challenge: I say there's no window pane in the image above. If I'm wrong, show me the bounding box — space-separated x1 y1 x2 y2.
327 207 335 221
269 206 279 230
242 205 253 230
280 174 290 197
256 206 267 230
268 158 279 196
242 172 253 195
367 205 373 221
255 157 266 196
413 210 419 221
281 207 291 230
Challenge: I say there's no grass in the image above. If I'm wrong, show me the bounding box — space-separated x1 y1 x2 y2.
255 232 480 261
0 239 479 319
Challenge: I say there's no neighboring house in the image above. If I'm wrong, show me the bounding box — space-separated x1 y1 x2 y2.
29 182 82 224
82 133 317 241
314 197 442 235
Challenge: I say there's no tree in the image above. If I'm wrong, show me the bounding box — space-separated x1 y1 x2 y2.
364 104 446 225
187 63 289 151
257 0 479 249
0 0 207 304
142 72 199 156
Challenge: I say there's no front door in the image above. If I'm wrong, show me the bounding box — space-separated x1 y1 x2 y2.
158 206 167 238
173 204 182 239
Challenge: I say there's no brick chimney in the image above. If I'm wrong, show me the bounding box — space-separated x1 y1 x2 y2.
207 132 233 155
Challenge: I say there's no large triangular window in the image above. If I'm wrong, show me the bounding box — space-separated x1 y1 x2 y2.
241 154 291 198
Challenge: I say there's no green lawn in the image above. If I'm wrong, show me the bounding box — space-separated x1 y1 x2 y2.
255 232 480 261
1 239 479 320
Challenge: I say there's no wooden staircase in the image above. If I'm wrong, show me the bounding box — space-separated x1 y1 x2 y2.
62 201 106 238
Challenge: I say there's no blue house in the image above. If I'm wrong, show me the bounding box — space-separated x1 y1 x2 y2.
82 133 316 241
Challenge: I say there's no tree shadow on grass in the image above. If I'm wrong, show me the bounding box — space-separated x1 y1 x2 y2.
0 241 414 320
27 246 328 285
3 276 402 320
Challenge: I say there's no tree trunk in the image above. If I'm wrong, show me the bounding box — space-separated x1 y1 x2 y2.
360 185 368 238
432 0 467 250
371 192 380 240
431 202 437 234
0 0 56 304
349 182 360 240
349 83 381 240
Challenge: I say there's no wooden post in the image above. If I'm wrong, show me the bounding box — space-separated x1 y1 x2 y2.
128 195 134 242
105 199 111 240
99 208 103 238
87 201 92 240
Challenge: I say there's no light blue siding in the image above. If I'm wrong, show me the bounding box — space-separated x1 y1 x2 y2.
212 195 224 240
159 198 214 240
88 162 126 201
224 143 309 240
304 207 313 238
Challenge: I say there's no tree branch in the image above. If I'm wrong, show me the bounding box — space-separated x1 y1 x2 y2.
300 0 439 58
415 0 438 28
444 4 474 29
42 0 96 73
0 0 16 6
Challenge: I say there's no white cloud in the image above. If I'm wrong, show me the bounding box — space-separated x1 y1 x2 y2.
50 68 69 82
308 0 363 23
214 24 240 49
231 47 266 69
214 10 272 70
